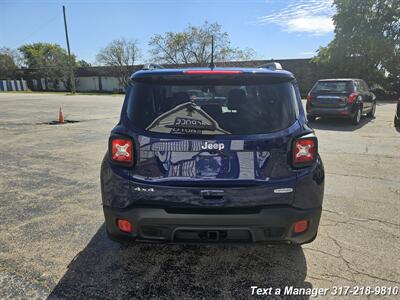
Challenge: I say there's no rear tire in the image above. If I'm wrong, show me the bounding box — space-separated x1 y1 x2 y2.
367 102 376 118
352 107 362 125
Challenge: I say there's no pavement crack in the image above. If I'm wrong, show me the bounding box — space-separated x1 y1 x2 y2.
349 269 400 285
322 209 400 231
303 247 340 259
326 234 400 285
306 274 332 283
322 208 342 216
311 273 356 284
326 234 357 282
348 217 400 228
322 220 400 238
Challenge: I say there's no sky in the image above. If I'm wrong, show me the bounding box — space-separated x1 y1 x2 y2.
0 0 336 64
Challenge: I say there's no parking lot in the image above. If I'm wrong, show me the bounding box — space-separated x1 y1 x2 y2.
0 92 399 299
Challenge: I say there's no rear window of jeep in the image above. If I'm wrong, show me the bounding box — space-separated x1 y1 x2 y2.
126 79 298 135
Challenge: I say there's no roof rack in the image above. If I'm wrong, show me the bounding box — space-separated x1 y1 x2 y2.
258 62 283 71
142 63 164 70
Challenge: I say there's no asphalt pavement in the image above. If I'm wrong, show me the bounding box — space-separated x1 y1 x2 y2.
0 93 399 299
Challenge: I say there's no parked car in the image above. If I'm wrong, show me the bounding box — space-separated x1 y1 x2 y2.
306 79 376 125
395 97 400 128
101 64 325 245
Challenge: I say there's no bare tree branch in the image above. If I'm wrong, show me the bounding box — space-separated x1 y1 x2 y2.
149 22 256 65
96 38 142 89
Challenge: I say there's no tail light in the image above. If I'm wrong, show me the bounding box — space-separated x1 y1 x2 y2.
109 136 134 166
348 93 359 104
306 93 314 103
292 135 317 168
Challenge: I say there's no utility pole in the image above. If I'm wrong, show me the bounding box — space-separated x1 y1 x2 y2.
63 5 76 93
209 35 215 70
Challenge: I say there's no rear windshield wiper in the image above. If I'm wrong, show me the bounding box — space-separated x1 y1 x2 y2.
165 124 216 131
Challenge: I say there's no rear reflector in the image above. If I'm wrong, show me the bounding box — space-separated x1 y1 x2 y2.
184 70 242 75
294 220 309 233
293 138 316 166
117 219 132 233
110 138 133 164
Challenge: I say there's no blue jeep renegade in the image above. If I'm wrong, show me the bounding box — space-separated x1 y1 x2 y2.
101 63 325 244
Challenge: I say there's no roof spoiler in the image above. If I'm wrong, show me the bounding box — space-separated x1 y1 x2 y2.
142 63 164 70
258 62 283 71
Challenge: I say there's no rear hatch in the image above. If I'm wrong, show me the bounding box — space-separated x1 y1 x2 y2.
125 72 301 207
310 80 352 108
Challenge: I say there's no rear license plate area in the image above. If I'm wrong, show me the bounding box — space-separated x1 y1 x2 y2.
195 155 222 177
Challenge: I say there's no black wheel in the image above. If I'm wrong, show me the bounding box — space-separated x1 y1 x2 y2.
395 116 400 128
351 107 362 125
367 102 376 118
307 115 316 122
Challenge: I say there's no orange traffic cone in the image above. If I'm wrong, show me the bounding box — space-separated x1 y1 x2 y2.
59 106 65 123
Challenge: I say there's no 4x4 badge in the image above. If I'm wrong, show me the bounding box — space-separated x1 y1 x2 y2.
274 188 293 194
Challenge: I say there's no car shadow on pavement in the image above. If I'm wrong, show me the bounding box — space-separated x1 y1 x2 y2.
49 224 312 299
308 116 372 131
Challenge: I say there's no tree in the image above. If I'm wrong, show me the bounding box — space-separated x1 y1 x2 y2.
96 38 142 88
0 47 25 79
0 52 16 80
313 0 400 93
222 47 257 62
78 59 91 67
149 22 256 65
18 43 77 90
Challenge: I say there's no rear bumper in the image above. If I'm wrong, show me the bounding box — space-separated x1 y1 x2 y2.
307 105 354 117
103 205 322 244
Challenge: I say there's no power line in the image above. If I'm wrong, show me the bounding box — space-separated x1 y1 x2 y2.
16 13 59 45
